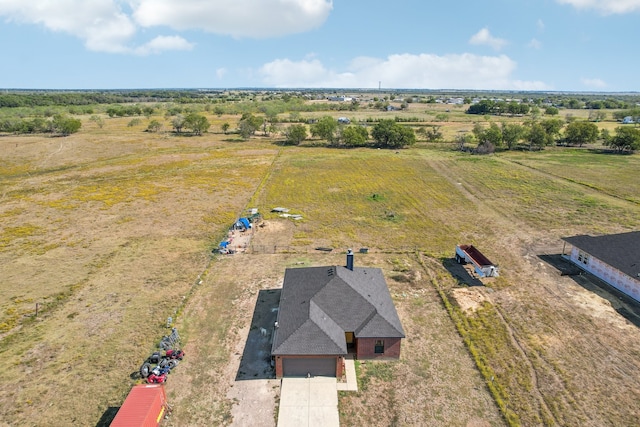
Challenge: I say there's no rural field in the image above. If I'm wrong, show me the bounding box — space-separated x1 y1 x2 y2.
1 107 639 426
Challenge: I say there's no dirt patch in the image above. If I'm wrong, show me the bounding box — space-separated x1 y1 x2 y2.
451 287 490 313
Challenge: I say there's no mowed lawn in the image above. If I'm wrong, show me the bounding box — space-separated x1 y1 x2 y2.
1 117 640 427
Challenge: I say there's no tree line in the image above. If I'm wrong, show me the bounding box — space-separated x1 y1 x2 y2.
468 119 640 153
0 114 81 136
275 116 415 149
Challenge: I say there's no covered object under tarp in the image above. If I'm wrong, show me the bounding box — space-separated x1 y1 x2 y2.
233 217 251 230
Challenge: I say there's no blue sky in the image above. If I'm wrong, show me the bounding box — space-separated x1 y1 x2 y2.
0 0 639 91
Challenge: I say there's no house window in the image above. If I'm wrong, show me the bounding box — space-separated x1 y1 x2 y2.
374 340 384 354
578 251 589 265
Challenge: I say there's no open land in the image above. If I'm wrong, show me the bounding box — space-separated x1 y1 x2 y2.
1 103 640 427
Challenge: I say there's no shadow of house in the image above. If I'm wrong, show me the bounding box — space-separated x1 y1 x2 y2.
235 289 281 380
538 254 640 328
442 258 484 287
95 407 119 427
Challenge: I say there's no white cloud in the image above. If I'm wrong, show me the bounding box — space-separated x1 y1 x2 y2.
581 77 607 88
528 38 542 49
537 19 545 31
259 53 550 90
134 36 194 55
469 28 508 51
556 0 640 14
0 0 136 53
216 68 228 80
0 0 333 53
132 0 333 38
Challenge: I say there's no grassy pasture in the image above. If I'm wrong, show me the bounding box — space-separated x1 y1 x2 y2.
0 122 277 425
503 148 640 204
1 108 640 426
252 147 487 254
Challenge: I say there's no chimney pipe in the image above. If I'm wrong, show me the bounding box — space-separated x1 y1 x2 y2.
346 249 354 271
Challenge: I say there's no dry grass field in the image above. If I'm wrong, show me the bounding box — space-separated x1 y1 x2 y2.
1 110 639 426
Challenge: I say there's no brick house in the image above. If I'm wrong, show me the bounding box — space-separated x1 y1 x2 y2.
271 251 405 378
562 231 640 302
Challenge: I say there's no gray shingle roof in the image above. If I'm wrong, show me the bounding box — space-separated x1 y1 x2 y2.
272 265 405 356
562 231 640 280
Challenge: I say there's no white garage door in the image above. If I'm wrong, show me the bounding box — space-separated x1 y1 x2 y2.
282 357 337 377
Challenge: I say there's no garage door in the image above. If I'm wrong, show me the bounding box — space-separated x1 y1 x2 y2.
282 358 336 377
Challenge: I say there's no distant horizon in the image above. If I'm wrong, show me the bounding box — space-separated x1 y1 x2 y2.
2 87 640 96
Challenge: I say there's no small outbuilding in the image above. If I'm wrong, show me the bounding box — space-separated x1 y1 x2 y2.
110 384 168 427
271 250 405 378
562 231 640 302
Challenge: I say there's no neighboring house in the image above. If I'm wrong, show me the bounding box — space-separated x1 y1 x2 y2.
622 116 635 124
328 96 353 102
271 251 405 378
562 231 640 302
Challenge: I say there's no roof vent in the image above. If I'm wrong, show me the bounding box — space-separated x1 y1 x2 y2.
346 249 354 271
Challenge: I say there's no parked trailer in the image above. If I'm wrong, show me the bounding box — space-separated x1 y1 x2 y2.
111 384 168 427
455 244 499 278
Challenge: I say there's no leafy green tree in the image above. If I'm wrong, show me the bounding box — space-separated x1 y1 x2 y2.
472 122 502 153
588 110 607 122
545 106 559 116
147 120 162 132
418 125 443 142
184 113 210 135
238 113 263 139
541 118 564 145
128 118 141 127
221 122 230 134
52 114 81 136
342 126 369 147
526 122 547 150
284 124 307 145
606 126 640 153
501 123 525 150
310 116 338 143
371 119 416 149
172 115 185 133
564 121 599 147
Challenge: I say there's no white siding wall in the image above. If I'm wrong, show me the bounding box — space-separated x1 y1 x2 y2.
570 247 640 302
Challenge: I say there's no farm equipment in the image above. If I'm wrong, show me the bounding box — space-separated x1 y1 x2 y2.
455 244 499 278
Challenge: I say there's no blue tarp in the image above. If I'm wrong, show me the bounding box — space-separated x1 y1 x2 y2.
238 218 250 229
219 241 229 248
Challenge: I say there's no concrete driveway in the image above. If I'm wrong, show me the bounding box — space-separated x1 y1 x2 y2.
277 377 339 427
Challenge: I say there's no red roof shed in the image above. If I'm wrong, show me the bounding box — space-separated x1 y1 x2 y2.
110 384 167 427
